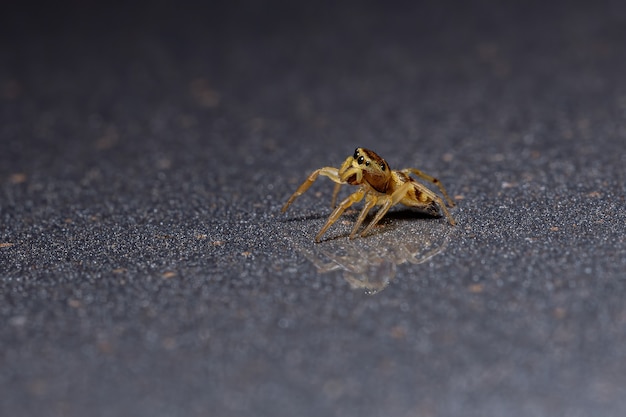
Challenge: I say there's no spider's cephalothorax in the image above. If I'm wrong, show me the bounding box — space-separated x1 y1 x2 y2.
282 147 456 242
343 148 390 191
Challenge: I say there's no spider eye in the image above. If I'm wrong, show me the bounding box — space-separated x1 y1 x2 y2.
365 161 370 166
357 156 364 164
353 148 359 159
381 163 385 171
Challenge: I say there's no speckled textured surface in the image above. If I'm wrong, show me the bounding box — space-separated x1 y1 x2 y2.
2 1 626 416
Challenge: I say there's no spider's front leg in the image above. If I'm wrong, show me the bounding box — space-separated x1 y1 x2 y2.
282 156 353 212
349 193 378 239
330 156 356 208
359 181 414 238
315 187 366 242
331 183 342 208
282 167 342 213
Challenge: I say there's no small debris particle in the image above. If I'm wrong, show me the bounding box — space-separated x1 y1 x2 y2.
249 117 265 133
468 283 484 293
390 325 407 340
95 126 119 150
442 153 454 162
212 240 225 246
454 194 465 201
0 242 14 248
189 78 220 108
9 173 27 184
550 226 559 232
157 158 172 170
587 191 601 198
196 234 208 240
162 271 177 279
97 340 114 354
241 251 253 258
262 138 278 151
553 307 567 319
162 337 177 350
2 79 21 99
112 268 127 274
67 299 82 309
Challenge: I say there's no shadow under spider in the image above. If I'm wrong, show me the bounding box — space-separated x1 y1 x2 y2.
283 206 443 238
320 207 446 242
281 212 331 223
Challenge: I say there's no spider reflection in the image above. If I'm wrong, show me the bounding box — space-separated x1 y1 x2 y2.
300 220 450 294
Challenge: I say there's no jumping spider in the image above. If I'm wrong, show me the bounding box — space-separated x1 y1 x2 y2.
282 147 456 242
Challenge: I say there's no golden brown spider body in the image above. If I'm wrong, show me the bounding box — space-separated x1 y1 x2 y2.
282 147 456 242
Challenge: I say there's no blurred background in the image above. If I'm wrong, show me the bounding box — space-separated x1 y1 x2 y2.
1 1 626 416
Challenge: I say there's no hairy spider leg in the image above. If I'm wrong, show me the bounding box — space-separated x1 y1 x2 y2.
398 179 456 226
315 187 366 242
400 168 456 207
331 183 342 208
430 193 456 226
359 181 415 237
281 167 342 213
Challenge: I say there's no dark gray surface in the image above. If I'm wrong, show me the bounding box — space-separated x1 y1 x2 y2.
2 1 626 416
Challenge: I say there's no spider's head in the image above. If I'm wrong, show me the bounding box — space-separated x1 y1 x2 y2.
342 147 391 192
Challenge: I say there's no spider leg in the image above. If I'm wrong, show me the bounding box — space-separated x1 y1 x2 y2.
331 183 342 208
330 156 356 208
282 167 342 213
432 194 456 226
401 168 456 207
360 181 413 237
315 187 366 242
349 193 378 239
